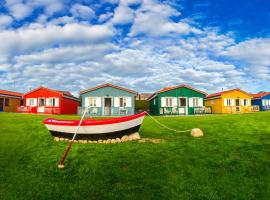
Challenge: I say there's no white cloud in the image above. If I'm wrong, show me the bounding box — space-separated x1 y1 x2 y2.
15 43 117 64
110 2 135 25
49 16 76 25
0 23 114 55
0 14 13 28
70 4 95 20
224 38 270 66
7 3 32 20
98 12 114 23
129 0 201 37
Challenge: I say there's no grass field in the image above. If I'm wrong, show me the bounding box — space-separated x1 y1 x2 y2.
1 112 270 200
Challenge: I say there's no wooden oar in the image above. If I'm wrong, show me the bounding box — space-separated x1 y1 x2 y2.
58 107 89 169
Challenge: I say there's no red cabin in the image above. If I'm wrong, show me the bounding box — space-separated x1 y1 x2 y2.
17 86 80 115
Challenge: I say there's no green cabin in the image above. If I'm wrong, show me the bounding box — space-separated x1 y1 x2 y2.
79 83 137 116
148 84 207 115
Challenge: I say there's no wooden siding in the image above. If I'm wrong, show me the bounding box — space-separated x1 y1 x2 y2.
0 97 21 112
80 86 135 116
252 93 270 111
149 87 206 115
205 90 252 114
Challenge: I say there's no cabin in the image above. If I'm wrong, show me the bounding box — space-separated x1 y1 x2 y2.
17 86 80 114
147 84 208 115
205 88 253 114
0 89 23 112
251 92 270 111
79 83 137 116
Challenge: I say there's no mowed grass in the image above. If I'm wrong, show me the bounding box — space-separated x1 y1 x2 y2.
0 112 270 200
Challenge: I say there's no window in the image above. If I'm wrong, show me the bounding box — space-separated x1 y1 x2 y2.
243 99 248 106
165 98 173 107
263 99 269 106
153 98 156 105
28 98 35 106
47 98 56 106
4 98 9 106
226 99 232 106
193 98 199 107
89 97 97 107
119 97 127 107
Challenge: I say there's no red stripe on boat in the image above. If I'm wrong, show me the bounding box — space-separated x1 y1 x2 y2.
43 111 146 126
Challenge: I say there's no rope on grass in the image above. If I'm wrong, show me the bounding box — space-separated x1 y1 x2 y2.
145 112 191 133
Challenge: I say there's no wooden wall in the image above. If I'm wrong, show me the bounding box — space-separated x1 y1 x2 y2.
2 97 22 112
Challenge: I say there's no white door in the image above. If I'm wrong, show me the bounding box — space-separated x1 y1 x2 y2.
38 98 45 112
104 97 112 115
179 97 187 115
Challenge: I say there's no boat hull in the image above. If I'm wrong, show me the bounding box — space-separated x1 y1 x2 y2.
43 112 146 140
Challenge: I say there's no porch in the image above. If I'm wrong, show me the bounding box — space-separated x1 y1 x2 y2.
224 105 260 113
159 106 212 115
77 107 134 116
17 106 60 114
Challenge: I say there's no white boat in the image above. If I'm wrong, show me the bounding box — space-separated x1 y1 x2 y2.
43 112 146 140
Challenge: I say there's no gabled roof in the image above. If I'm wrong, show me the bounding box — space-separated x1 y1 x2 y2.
80 83 138 95
251 92 270 99
137 93 153 99
0 89 23 98
147 84 207 101
206 88 252 99
24 86 79 101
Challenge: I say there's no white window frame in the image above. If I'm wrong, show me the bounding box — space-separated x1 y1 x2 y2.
119 97 127 107
89 97 98 107
226 98 233 106
28 98 35 107
243 99 248 106
47 98 57 107
165 97 173 107
193 97 200 107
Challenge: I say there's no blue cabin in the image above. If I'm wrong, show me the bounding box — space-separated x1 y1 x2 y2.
79 83 137 116
252 92 270 111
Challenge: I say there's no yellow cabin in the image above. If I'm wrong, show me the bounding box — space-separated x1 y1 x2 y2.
0 89 23 112
205 88 253 114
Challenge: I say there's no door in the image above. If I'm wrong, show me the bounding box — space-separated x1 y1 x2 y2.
104 98 112 115
38 98 45 112
235 99 240 112
0 98 3 112
179 97 187 115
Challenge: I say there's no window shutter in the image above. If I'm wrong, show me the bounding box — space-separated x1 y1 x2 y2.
172 98 177 107
161 97 166 107
46 98 50 106
189 98 193 107
26 99 30 106
114 97 119 107
55 98 59 107
96 97 101 107
224 99 227 106
231 99 235 106
199 98 203 106
85 97 90 107
126 97 132 107
33 98 37 106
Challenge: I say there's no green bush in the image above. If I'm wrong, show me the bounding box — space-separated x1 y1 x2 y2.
135 100 149 112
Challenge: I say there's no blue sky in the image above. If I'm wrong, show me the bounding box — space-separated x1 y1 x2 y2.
0 0 269 95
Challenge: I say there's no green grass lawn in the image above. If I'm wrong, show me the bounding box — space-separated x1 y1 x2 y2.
1 112 270 200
